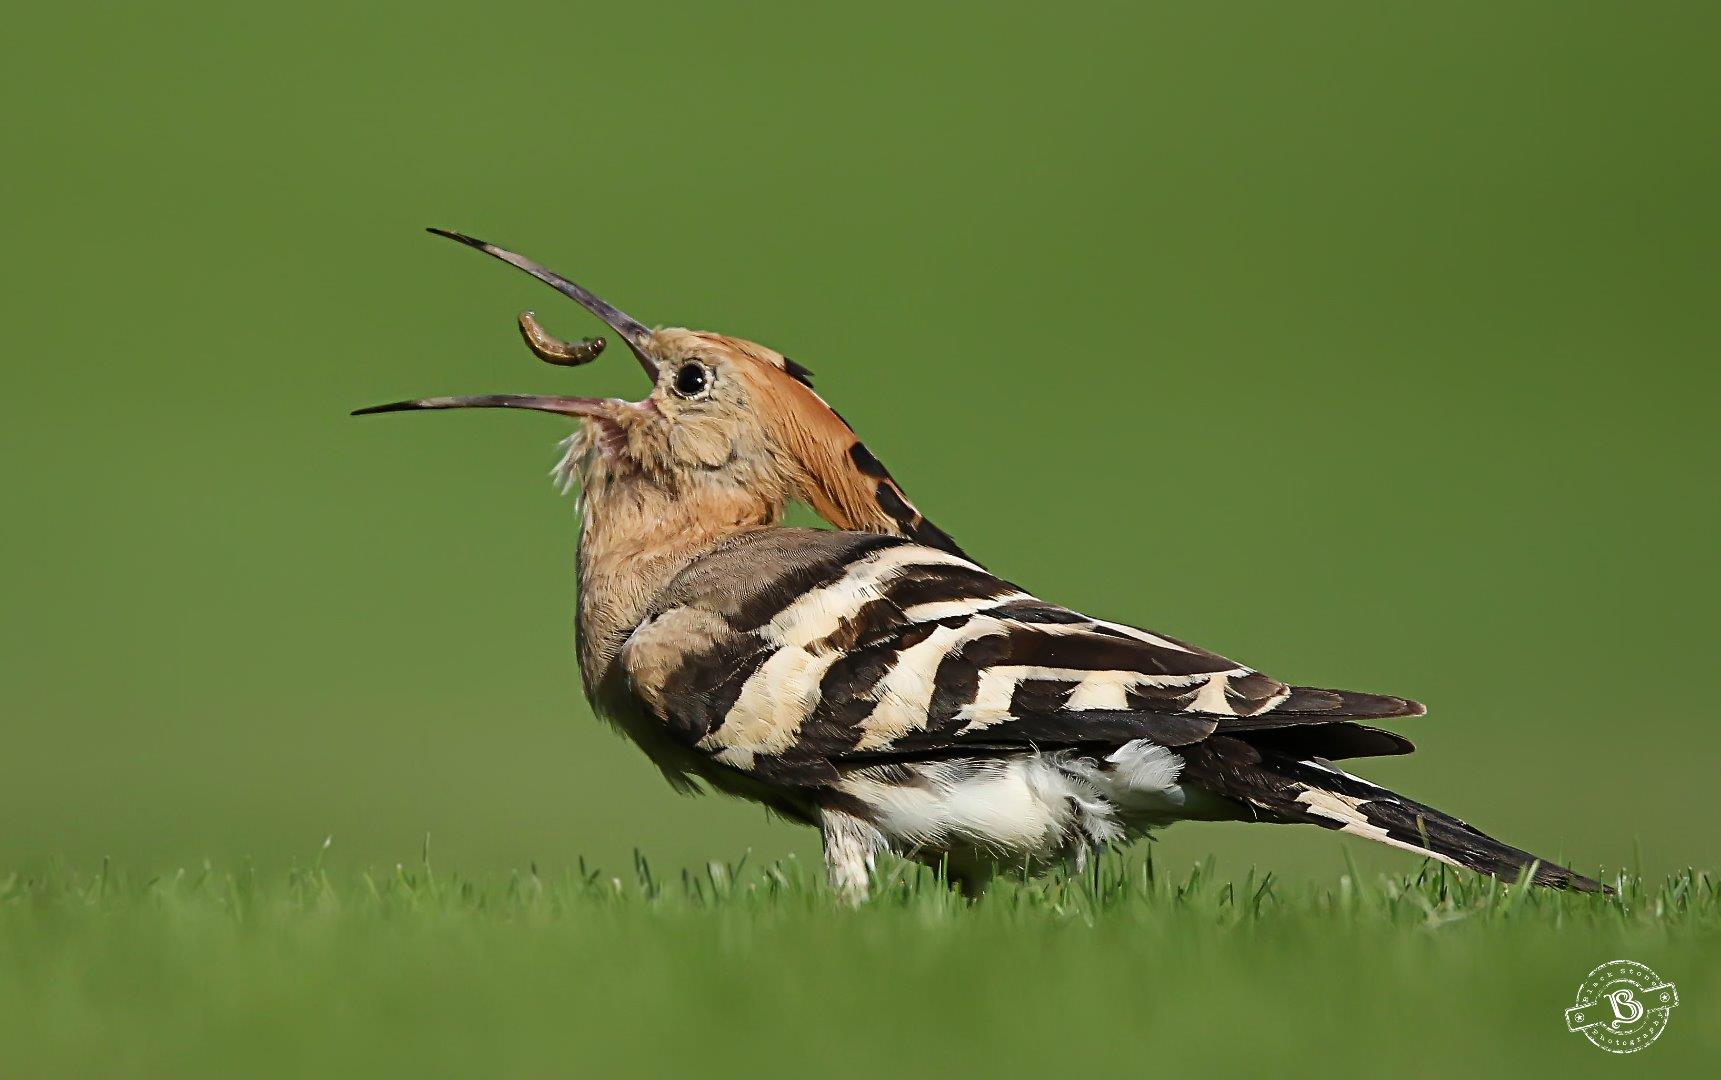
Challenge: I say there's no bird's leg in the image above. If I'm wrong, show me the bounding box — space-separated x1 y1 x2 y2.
947 867 992 902
819 807 879 905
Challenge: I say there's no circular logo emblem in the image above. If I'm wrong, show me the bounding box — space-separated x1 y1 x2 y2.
1563 960 1678 1054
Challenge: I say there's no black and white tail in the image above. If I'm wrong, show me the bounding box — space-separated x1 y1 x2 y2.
1178 735 1610 892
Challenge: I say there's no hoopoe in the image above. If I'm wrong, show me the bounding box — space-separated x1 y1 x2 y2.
356 229 1607 900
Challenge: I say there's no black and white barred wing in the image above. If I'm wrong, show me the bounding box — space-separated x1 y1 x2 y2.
620 531 1423 785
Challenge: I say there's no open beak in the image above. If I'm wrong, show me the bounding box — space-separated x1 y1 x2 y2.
352 230 657 426
426 228 659 379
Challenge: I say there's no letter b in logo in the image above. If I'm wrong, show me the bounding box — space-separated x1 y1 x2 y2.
1606 989 1644 1025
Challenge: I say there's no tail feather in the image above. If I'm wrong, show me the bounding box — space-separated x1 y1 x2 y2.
1257 685 1426 721
1178 736 1610 893
1236 723 1415 761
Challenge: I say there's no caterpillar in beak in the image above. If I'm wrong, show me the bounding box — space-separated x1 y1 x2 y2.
518 311 606 367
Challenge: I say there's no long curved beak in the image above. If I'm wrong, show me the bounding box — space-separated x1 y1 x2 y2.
427 228 659 379
351 394 622 420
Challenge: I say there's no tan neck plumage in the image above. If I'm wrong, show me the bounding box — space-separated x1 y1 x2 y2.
574 461 780 690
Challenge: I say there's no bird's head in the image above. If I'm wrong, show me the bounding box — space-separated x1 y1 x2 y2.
356 230 962 557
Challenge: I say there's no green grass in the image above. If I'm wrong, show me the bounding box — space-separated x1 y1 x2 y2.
4 852 1715 1078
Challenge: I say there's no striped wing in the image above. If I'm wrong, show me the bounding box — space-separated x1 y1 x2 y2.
620 531 1421 786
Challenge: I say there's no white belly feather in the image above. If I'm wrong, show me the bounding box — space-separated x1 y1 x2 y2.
838 740 1238 872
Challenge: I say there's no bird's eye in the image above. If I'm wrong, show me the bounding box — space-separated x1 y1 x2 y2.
672 361 711 398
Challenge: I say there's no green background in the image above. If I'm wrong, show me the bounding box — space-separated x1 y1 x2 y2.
4 1 1716 885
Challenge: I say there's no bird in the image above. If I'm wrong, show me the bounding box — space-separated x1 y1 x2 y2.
355 229 1608 900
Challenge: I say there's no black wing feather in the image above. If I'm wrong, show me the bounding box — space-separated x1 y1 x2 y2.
625 533 1427 778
